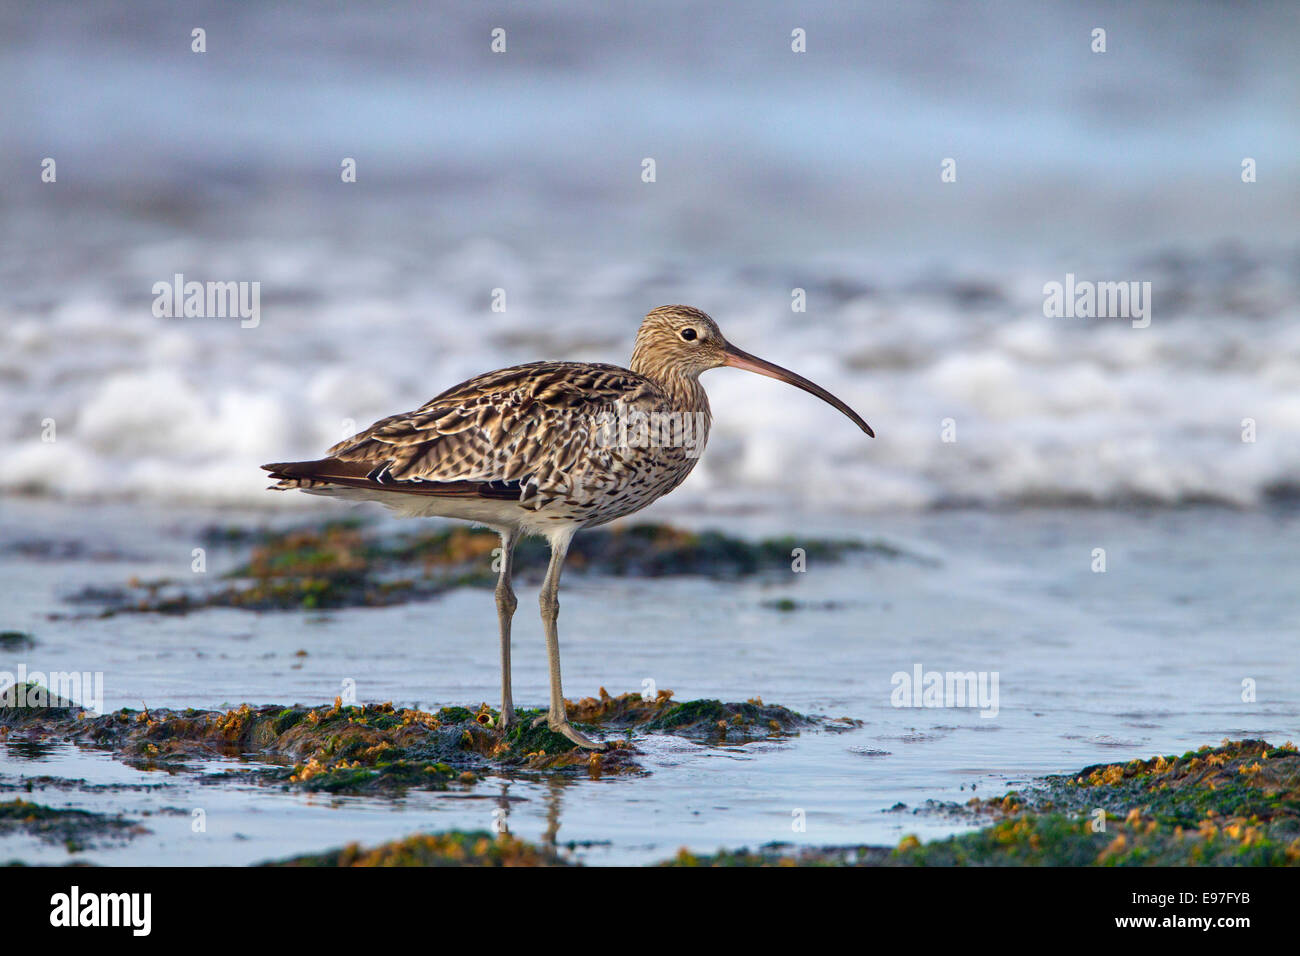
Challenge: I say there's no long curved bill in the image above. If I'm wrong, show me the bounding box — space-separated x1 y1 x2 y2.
723 342 874 437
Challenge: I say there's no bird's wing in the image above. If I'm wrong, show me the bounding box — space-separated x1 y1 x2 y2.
265 361 666 508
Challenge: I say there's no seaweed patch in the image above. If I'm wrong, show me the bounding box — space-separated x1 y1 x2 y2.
62 520 889 616
665 739 1300 866
1 685 842 794
0 798 148 854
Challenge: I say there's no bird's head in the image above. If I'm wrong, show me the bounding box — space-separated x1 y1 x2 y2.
632 305 729 378
630 304 874 437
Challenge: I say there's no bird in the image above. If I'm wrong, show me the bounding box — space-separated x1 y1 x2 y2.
263 305 873 750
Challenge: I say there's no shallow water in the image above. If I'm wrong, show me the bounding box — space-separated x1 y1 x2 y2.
2 500 1296 865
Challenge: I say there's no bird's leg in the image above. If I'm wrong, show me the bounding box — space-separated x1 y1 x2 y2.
533 530 605 750
494 529 519 733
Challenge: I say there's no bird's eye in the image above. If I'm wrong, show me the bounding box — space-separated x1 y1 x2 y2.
680 328 698 342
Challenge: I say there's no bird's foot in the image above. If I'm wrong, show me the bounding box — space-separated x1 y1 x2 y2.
496 707 515 735
531 713 606 750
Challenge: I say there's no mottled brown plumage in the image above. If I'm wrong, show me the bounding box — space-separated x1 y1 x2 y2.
262 305 872 749
268 360 703 529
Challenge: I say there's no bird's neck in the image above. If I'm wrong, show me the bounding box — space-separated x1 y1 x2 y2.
630 353 710 415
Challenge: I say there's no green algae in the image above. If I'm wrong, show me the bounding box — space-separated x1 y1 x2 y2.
666 739 1300 867
641 696 853 742
1 685 832 794
0 631 36 650
663 844 892 867
0 798 146 852
76 520 882 615
264 830 570 867
760 598 847 613
0 682 79 710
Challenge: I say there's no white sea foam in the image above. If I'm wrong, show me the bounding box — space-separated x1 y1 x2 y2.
2 235 1297 514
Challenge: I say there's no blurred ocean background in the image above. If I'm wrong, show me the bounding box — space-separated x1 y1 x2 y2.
2 0 1298 512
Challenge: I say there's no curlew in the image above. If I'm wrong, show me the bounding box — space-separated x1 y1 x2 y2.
263 305 873 749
